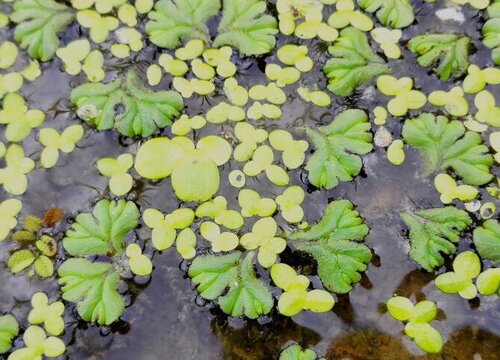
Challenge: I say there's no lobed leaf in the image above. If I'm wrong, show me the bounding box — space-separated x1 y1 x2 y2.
71 70 183 137
146 0 220 49
63 199 140 257
323 27 390 96
473 220 500 263
401 207 472 271
213 0 278 56
0 315 18 354
11 0 74 61
358 0 414 28
58 258 124 325
188 251 273 318
407 34 471 81
290 200 371 294
402 113 493 186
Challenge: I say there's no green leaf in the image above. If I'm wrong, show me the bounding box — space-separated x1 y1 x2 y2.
303 109 373 190
188 251 273 319
289 200 371 294
323 27 390 96
402 113 493 186
11 0 74 61
482 5 500 66
407 34 471 81
213 0 278 56
386 296 414 321
279 344 319 360
63 199 140 257
358 0 414 28
71 70 183 137
400 207 472 271
8 249 35 273
473 219 500 263
146 0 220 49
33 255 54 278
58 258 124 325
0 314 19 354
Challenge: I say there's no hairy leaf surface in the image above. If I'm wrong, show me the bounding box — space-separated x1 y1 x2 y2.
58 258 124 325
188 252 273 318
71 70 183 137
63 199 140 257
11 0 74 61
402 113 493 186
304 109 372 190
408 34 471 81
289 200 371 294
323 27 390 96
401 207 472 271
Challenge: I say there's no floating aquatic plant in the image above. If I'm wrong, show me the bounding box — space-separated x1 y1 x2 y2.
473 219 500 263
96 153 134 196
324 27 390 96
279 343 323 360
0 315 18 354
358 0 414 28
386 296 443 353
402 113 494 186
7 325 65 360
407 34 471 81
428 87 468 117
0 199 22 242
370 27 402 59
28 292 65 336
328 0 374 31
400 207 472 271
303 109 373 190
143 207 195 251
38 125 84 169
71 69 183 137
376 75 426 116
434 173 478 204
0 144 35 195
11 0 74 61
0 93 45 143
289 200 371 293
482 2 500 65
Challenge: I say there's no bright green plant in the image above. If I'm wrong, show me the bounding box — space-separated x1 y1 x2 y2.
38 125 84 169
76 10 119 44
0 314 18 354
126 244 153 276
327 0 374 31
474 90 500 127
72 0 127 13
407 34 471 81
386 296 443 353
143 207 195 251
402 113 494 186
200 221 239 252
188 251 274 319
288 200 371 293
0 93 45 143
376 75 426 116
0 198 22 242
71 69 183 137
8 325 65 359
275 186 305 224
240 217 287 268
476 268 500 296
0 144 35 195
62 199 140 257
238 189 277 218
482 2 500 65
243 145 290 186
400 207 472 271
196 196 243 229
213 0 278 56
0 41 18 70
28 292 65 336
370 28 402 59
271 263 334 316
428 87 468 117
463 64 500 93
473 219 499 263
358 0 414 28
323 27 390 96
434 173 478 204
147 0 277 56
58 258 124 326
279 344 323 360
96 154 134 196
10 0 74 61
303 109 373 190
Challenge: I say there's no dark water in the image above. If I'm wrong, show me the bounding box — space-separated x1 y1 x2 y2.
0 1 499 359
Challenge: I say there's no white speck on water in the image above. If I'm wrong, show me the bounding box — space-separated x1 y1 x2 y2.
436 6 465 23
374 126 393 148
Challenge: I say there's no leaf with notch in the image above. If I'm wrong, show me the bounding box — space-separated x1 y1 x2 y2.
303 109 373 190
71 70 184 137
213 0 278 56
289 200 371 294
58 258 124 325
0 315 18 354
358 0 414 28
473 219 500 263
407 34 471 81
63 199 140 257
146 0 220 49
188 251 273 319
11 0 74 61
402 113 493 186
401 207 472 272
323 27 390 96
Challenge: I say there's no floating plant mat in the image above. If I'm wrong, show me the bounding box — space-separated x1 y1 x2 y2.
0 0 499 359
